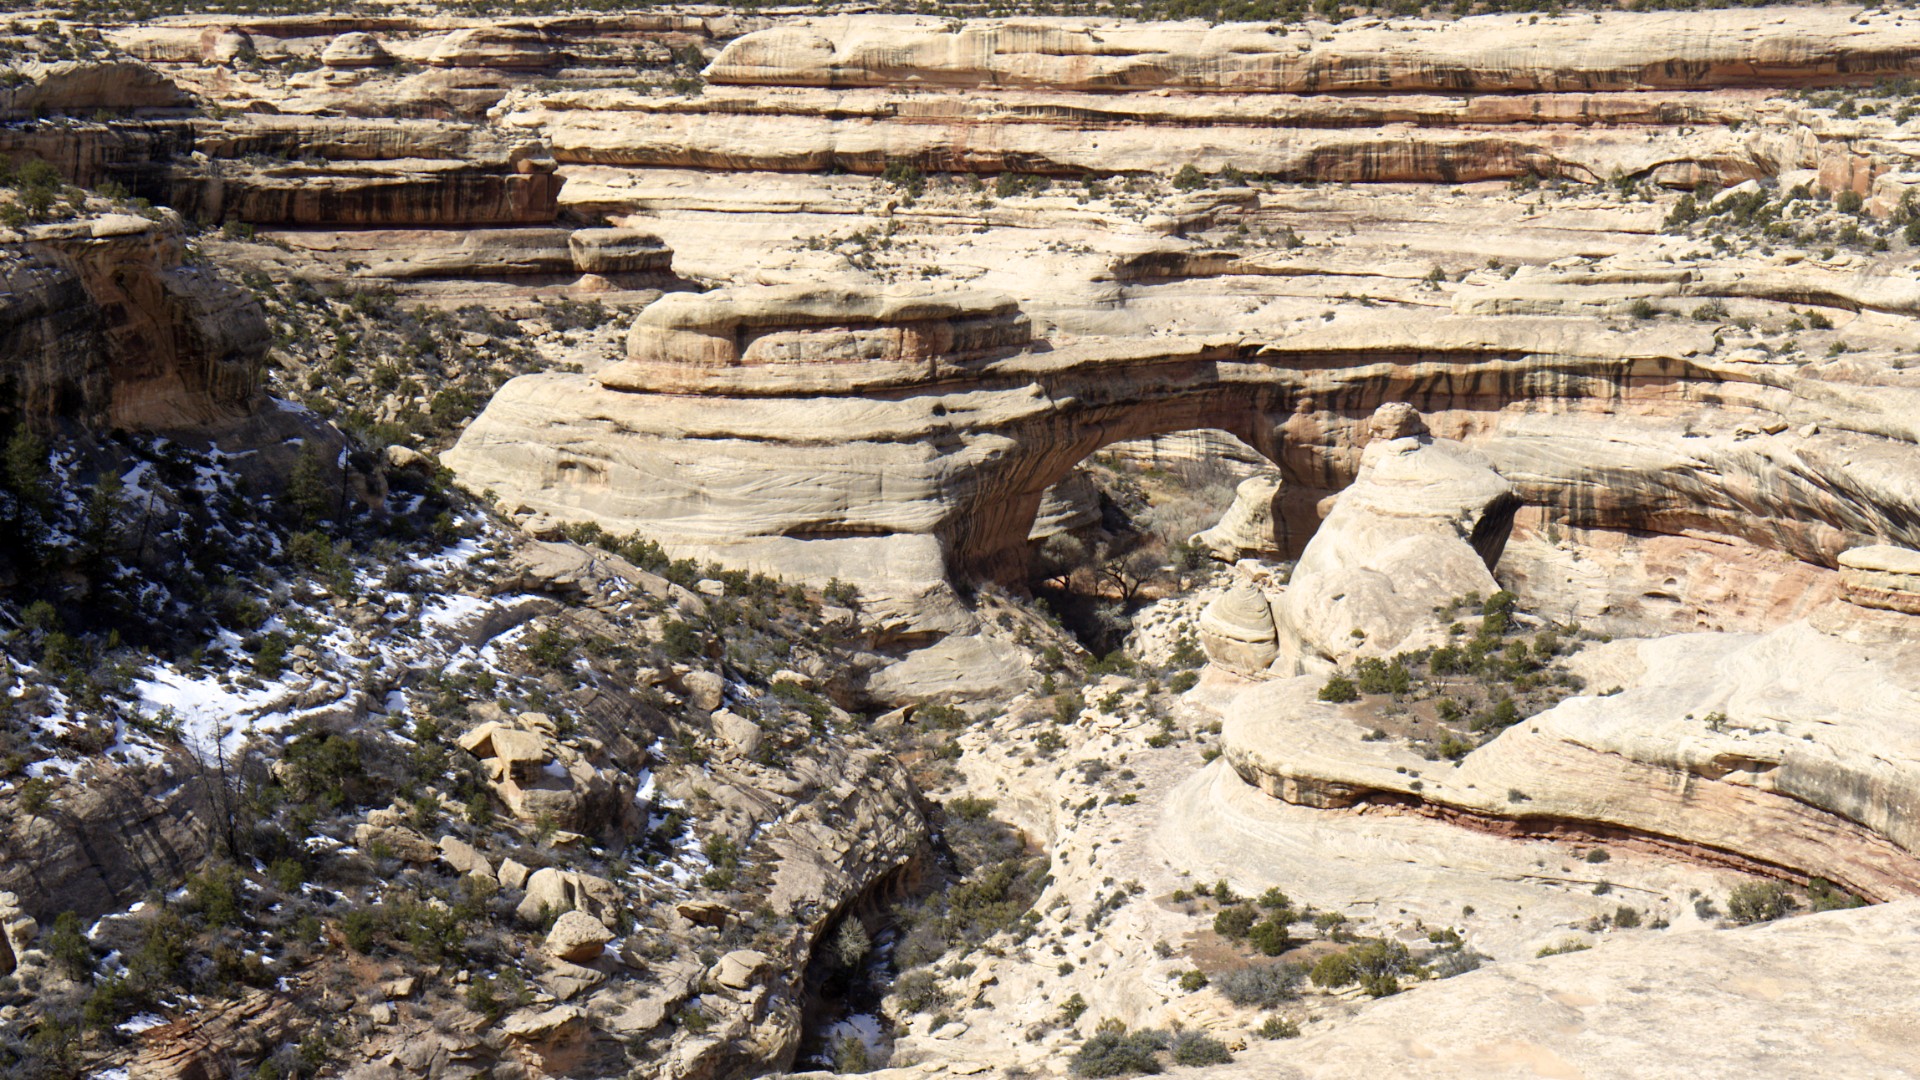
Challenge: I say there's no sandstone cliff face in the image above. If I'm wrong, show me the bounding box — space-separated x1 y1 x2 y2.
0 59 187 118
0 762 216 923
0 213 266 431
171 116 563 227
706 13 1920 94
460 10 1920 186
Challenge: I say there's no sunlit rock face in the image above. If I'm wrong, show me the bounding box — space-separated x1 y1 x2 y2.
447 284 1920 636
1839 544 1920 615
1268 403 1520 674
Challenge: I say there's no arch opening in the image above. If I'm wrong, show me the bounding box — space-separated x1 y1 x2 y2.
1018 427 1286 655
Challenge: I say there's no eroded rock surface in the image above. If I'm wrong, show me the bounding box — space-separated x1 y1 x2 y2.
1226 590 1920 905
1270 405 1518 672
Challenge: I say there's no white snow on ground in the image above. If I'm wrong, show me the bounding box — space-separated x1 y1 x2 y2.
820 1013 889 1060
116 1013 167 1035
420 593 490 631
414 537 483 574
133 668 295 757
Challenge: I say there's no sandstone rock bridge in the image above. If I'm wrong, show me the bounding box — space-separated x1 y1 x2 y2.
445 283 1920 633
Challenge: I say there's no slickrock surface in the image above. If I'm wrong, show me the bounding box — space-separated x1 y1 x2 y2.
1244 899 1920 1079
1224 600 1920 901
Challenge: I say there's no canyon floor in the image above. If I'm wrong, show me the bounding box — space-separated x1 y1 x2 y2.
0 5 1917 1080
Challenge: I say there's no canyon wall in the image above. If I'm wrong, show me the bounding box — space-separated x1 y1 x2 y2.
0 212 267 431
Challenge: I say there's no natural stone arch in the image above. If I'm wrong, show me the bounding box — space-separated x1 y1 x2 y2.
446 284 1920 633
938 387 1290 587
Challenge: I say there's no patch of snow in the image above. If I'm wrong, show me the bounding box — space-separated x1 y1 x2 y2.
304 834 344 854
415 537 482 575
420 593 490 631
116 1013 167 1035
134 667 292 757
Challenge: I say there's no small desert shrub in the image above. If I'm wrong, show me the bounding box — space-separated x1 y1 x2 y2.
1429 949 1489 978
1317 675 1359 704
1169 1031 1231 1067
1071 1025 1166 1078
1212 905 1255 939
1806 877 1863 912
1727 881 1795 924
1215 962 1300 1007
893 968 946 1013
1258 1015 1301 1039
1249 917 1290 957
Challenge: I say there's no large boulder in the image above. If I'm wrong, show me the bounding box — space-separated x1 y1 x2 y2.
352 823 437 863
545 909 614 964
1272 403 1519 672
682 670 726 713
1198 578 1280 675
320 32 392 69
437 836 494 881
1838 545 1920 615
711 949 771 990
710 709 763 760
515 866 621 926
865 633 1029 705
569 228 673 274
457 718 633 835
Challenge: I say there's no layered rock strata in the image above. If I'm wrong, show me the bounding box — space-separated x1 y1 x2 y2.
172 115 562 227
707 14 1920 94
1838 543 1920 614
491 9 1920 188
362 226 671 279
1223 604 1920 903
604 283 1033 393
